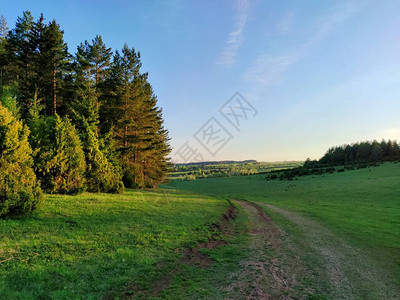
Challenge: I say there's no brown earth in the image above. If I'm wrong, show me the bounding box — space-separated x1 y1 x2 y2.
119 200 398 299
226 200 399 299
225 200 308 299
122 205 236 299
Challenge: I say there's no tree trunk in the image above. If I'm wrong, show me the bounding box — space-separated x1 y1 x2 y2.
52 63 56 115
123 125 127 147
95 64 99 108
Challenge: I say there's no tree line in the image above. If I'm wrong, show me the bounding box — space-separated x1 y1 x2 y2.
0 12 171 216
266 140 400 181
171 161 302 180
310 140 400 167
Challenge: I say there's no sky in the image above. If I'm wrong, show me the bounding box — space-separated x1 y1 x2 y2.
2 0 400 162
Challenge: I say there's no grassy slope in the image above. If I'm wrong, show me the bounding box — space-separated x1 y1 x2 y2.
0 189 229 299
172 162 400 289
2 163 399 298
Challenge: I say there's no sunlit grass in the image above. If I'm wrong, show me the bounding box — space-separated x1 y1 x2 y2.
0 189 228 298
172 162 400 288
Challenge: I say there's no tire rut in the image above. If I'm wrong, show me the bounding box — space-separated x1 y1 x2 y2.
259 203 399 299
226 200 306 299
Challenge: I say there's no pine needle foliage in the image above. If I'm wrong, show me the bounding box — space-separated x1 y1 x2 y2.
31 115 86 194
0 103 42 216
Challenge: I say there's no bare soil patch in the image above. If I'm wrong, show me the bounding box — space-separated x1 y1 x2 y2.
123 205 236 299
226 200 306 299
184 205 236 266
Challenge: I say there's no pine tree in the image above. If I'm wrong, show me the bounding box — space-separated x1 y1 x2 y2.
6 11 36 118
75 41 91 86
0 16 7 39
39 20 70 115
89 35 112 92
3 12 171 193
31 115 86 194
69 82 123 193
74 35 112 107
0 16 9 91
28 14 46 116
0 103 43 216
101 44 141 139
104 45 171 188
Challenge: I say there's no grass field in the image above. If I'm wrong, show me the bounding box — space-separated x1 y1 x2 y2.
2 163 399 298
0 190 233 299
170 162 400 298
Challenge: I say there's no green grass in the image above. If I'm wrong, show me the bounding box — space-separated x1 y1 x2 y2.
0 189 230 299
171 162 400 289
152 203 250 299
3 163 400 298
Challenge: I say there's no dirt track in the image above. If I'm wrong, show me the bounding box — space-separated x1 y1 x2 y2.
228 200 399 299
226 200 304 299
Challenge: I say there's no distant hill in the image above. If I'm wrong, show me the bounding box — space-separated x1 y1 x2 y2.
174 160 257 166
171 160 303 180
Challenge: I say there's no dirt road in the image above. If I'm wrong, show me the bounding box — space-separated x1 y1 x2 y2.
226 200 308 299
228 200 398 299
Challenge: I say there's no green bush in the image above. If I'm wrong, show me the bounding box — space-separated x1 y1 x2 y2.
32 115 87 194
0 104 43 216
82 120 124 193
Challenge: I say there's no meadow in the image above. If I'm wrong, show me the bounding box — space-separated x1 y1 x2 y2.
0 190 231 299
171 162 400 298
1 163 399 298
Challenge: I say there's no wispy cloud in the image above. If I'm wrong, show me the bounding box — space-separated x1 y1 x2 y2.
216 0 250 66
243 55 298 86
301 2 359 51
276 11 294 35
244 1 360 89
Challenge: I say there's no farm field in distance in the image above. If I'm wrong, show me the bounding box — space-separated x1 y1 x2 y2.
169 161 302 180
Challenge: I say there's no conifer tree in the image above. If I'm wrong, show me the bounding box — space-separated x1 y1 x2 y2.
75 35 112 107
39 20 70 115
6 11 36 118
0 103 43 216
31 115 86 194
104 45 171 188
0 84 18 114
70 82 123 193
0 16 8 91
2 11 171 193
28 14 46 115
89 35 112 91
0 16 7 39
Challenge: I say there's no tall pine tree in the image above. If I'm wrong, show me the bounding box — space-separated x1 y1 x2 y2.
6 11 36 118
1 12 171 194
69 82 123 193
39 20 70 115
0 16 8 92
103 45 170 188
75 35 112 107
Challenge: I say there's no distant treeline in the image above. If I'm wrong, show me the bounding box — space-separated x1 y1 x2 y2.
308 140 400 167
0 12 170 216
172 161 302 180
267 140 400 181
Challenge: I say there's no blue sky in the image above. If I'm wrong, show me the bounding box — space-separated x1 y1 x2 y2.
2 0 400 162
